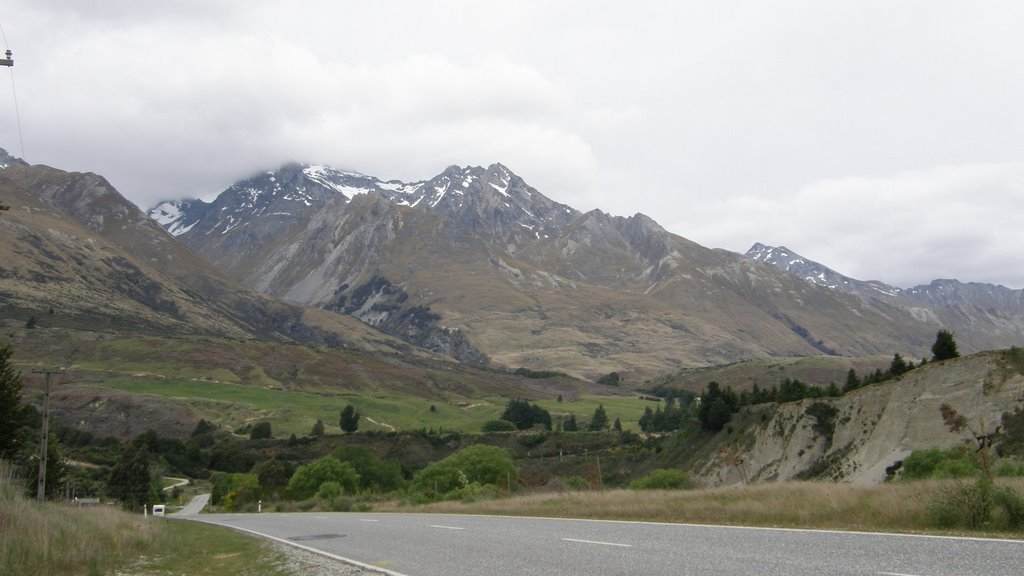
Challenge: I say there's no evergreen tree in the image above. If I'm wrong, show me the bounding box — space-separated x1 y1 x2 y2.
932 330 960 361
587 404 609 431
703 397 734 431
612 417 622 432
777 378 810 402
563 415 579 432
339 404 360 434
499 398 552 430
249 421 272 439
843 368 861 393
638 406 654 432
890 353 909 376
698 381 739 431
311 418 325 437
108 440 152 510
25 435 67 499
0 345 30 458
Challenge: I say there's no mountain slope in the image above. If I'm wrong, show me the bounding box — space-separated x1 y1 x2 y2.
150 161 997 379
0 157 406 352
696 350 1024 485
746 243 1024 352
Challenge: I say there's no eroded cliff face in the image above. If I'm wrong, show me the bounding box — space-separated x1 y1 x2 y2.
699 351 1024 485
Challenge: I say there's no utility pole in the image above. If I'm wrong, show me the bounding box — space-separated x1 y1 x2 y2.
32 367 64 502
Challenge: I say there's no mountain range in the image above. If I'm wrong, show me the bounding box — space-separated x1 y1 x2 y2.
147 159 1024 379
0 149 414 355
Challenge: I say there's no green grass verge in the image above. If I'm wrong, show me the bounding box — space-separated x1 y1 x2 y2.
124 520 302 576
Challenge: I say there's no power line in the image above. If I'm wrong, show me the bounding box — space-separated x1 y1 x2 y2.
0 22 26 163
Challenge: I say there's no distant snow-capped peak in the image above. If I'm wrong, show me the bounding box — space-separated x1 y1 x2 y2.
746 242 902 297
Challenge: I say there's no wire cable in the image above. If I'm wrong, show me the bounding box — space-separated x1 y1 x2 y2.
0 21 26 164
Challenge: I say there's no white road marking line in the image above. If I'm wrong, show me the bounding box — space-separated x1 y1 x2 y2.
193 520 411 576
430 524 465 530
878 573 923 576
562 538 633 548
359 519 380 522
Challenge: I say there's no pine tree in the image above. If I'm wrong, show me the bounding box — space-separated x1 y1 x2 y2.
587 404 609 431
932 330 960 361
0 345 29 458
312 418 325 436
25 435 66 499
108 440 152 510
340 404 360 433
843 368 861 392
890 353 909 376
563 415 579 432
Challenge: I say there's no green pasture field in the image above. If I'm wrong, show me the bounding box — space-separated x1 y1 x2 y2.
87 375 654 435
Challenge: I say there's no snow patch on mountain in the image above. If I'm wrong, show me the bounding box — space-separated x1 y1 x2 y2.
149 202 181 226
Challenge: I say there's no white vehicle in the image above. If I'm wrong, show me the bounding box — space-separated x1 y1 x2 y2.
151 504 165 517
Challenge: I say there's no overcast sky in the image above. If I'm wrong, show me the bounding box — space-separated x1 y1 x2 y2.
2 1 1023 288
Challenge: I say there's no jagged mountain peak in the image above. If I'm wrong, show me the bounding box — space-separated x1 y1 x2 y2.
0 147 29 169
745 242 883 293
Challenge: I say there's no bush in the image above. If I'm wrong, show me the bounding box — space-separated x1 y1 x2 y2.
994 486 1024 529
901 448 979 480
410 445 515 499
481 419 516 433
287 456 360 500
996 461 1024 477
500 398 552 430
564 475 589 490
629 469 694 490
249 421 272 440
928 477 993 529
330 445 405 493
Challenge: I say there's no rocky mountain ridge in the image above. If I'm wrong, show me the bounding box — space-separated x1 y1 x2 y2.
746 242 1024 353
0 152 412 353
147 160 1023 378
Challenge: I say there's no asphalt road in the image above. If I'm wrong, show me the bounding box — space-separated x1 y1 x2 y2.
189 512 1023 576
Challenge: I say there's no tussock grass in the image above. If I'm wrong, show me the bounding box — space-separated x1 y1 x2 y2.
0 461 157 576
378 479 1024 535
0 461 333 575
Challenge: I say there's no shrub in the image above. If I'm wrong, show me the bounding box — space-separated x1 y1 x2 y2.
411 445 515 499
316 480 343 500
996 461 1024 477
287 456 360 500
993 486 1024 529
629 469 694 490
249 421 272 440
500 398 552 430
564 475 589 490
517 432 548 448
330 445 405 493
481 419 516 433
928 477 993 529
901 447 978 480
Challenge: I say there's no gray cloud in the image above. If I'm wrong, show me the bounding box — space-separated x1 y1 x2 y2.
2 1 1023 288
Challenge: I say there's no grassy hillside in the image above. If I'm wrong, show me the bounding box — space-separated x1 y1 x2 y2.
6 327 636 439
648 354 895 394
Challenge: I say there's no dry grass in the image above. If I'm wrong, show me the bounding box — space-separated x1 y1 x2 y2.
377 479 1024 536
0 461 158 576
0 461 341 576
